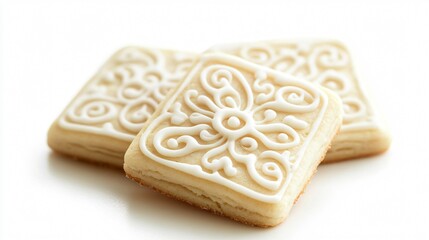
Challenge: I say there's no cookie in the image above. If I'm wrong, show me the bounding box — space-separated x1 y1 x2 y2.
124 53 343 226
47 47 196 167
208 40 390 162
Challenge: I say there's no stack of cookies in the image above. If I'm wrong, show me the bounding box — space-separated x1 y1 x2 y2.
48 40 390 227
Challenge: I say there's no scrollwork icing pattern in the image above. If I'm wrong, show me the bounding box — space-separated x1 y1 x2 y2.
230 42 376 131
59 47 196 141
140 56 328 203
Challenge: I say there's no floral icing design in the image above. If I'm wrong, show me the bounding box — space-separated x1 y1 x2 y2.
59 47 196 141
140 57 328 202
225 42 375 131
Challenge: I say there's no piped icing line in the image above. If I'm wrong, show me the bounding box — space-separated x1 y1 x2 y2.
208 41 378 133
139 53 329 203
58 47 196 141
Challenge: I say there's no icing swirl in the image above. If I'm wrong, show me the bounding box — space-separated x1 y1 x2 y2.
216 41 376 132
140 54 328 203
59 48 196 141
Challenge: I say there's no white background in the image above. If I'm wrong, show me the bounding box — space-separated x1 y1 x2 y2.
1 0 429 239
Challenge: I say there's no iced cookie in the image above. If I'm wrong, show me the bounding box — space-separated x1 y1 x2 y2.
208 40 390 162
48 47 196 167
124 53 343 226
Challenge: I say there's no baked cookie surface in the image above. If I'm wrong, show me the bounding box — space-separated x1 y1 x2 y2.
48 47 196 167
124 53 343 226
209 40 390 162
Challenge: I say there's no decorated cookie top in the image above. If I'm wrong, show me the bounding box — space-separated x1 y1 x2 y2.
139 53 329 203
59 47 196 141
209 41 376 132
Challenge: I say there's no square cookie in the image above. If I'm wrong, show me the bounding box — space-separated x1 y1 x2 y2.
209 40 390 162
124 53 343 226
48 47 196 167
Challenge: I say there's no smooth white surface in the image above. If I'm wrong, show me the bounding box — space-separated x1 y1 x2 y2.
1 0 428 239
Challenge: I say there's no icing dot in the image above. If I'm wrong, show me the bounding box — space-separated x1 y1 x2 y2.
227 116 240 128
105 72 116 82
131 109 150 122
343 104 351 113
225 96 236 108
124 87 142 98
278 133 289 142
261 162 281 180
133 111 142 118
288 93 299 101
167 138 178 148
264 109 276 121
325 80 339 90
88 105 105 116
224 166 238 177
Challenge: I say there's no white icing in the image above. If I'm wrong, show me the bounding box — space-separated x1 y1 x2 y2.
209 41 378 132
59 47 196 141
140 53 328 203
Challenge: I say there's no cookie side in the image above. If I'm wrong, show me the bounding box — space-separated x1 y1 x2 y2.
324 127 391 162
48 122 128 167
